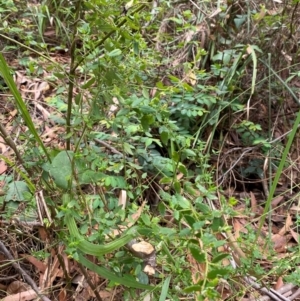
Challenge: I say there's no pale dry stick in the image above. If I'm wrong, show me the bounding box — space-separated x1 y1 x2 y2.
36 190 53 225
0 240 51 301
94 138 125 157
279 283 297 295
245 276 290 301
77 263 103 301
255 283 297 301
289 288 300 301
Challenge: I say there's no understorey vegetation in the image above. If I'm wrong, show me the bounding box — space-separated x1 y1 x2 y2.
0 0 300 300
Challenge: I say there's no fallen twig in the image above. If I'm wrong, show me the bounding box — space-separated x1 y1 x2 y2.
0 240 51 301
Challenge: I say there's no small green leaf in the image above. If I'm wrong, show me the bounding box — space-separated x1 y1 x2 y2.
75 93 82 105
160 131 169 145
123 142 134 155
176 195 190 209
168 75 180 82
173 180 181 194
212 253 230 263
81 77 95 89
159 177 172 184
183 149 197 157
142 88 149 99
207 268 230 279
178 164 187 176
172 151 180 163
107 49 122 57
189 246 206 263
184 285 202 293
141 115 150 132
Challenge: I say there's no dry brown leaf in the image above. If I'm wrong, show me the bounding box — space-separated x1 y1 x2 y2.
0 136 8 153
7 281 30 294
274 276 284 290
250 191 257 214
272 234 292 252
271 196 284 208
20 254 46 273
278 214 293 236
0 160 7 174
290 205 300 215
290 228 299 243
38 227 49 241
233 218 247 240
58 288 67 301
2 289 37 301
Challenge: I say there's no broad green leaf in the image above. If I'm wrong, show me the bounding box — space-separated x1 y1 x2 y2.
5 181 30 202
49 151 74 190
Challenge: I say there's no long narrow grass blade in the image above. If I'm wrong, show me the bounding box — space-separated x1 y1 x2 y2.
255 60 300 240
78 253 153 289
64 212 134 256
0 53 50 162
159 276 171 301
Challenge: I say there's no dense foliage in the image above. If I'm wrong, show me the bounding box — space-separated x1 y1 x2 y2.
1 0 300 300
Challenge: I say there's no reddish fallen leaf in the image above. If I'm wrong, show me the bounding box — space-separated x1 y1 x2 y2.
272 234 292 252
58 288 67 301
20 254 46 273
290 228 299 243
271 196 284 208
0 136 7 153
278 214 293 236
0 160 7 175
274 276 284 290
38 227 49 241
